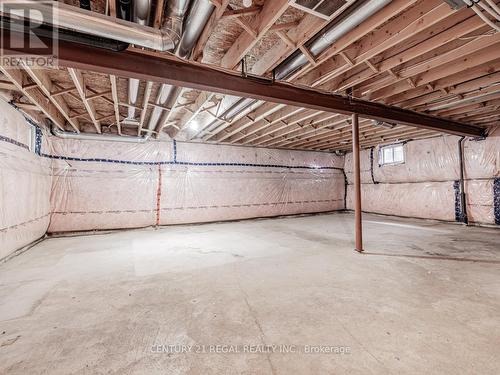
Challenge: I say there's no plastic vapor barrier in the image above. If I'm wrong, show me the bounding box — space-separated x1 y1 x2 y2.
2 96 499 258
0 101 51 259
345 132 500 225
346 182 456 221
44 136 345 232
160 142 344 225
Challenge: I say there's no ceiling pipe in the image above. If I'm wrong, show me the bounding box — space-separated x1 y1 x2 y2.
134 0 152 26
189 96 258 140
477 0 500 21
175 0 215 59
189 0 391 140
461 0 500 31
51 123 148 143
163 0 192 48
146 0 192 134
150 0 215 137
5 1 175 52
126 0 152 124
274 0 392 80
484 0 500 16
2 18 129 51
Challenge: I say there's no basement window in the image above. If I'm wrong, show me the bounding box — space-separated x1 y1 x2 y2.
379 144 405 166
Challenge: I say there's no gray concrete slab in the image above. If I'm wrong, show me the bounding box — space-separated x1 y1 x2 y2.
0 212 499 374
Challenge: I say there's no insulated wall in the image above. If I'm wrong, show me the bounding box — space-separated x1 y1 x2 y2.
0 101 52 260
345 132 500 225
44 136 345 232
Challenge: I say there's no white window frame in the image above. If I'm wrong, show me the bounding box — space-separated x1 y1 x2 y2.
379 143 405 166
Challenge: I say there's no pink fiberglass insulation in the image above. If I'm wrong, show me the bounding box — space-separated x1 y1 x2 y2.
0 100 51 259
1 97 498 258
344 131 500 224
44 130 345 233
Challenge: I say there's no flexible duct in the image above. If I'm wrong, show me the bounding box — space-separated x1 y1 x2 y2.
274 0 392 80
127 0 152 123
175 0 215 59
191 97 258 140
163 0 191 47
4 1 175 51
191 0 391 139
134 0 152 25
146 0 192 132
149 0 215 136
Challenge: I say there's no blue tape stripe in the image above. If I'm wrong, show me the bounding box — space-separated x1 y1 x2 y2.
34 127 42 155
494 178 500 225
369 147 377 184
1 113 341 170
41 153 342 170
41 153 171 166
0 135 30 150
173 139 177 163
3 134 342 170
453 180 461 222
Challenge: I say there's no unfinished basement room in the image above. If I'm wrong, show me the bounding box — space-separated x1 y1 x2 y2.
0 0 499 373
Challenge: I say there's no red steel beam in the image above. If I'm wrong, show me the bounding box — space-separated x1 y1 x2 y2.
352 113 363 253
1 31 485 137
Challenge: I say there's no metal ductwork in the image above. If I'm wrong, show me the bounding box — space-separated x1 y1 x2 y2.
148 0 215 136
117 0 133 21
1 18 130 51
163 0 191 48
274 0 392 80
4 1 175 52
192 97 258 139
51 124 148 143
175 0 215 59
187 0 391 138
146 0 192 132
134 0 152 25
126 0 152 124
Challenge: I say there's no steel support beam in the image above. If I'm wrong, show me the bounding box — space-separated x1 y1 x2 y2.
352 113 363 253
1 31 485 137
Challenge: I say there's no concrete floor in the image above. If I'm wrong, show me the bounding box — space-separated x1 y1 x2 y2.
0 212 499 374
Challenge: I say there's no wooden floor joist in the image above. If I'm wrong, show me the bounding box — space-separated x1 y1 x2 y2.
16 37 482 137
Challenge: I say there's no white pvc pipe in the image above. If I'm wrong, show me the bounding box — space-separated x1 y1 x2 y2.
52 124 147 143
478 0 500 21
462 0 500 32
484 0 500 17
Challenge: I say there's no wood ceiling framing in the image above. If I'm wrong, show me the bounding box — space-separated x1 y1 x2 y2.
0 0 498 152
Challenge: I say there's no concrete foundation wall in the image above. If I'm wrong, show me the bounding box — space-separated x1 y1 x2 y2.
0 101 51 260
0 101 345 257
345 133 500 225
45 137 345 232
